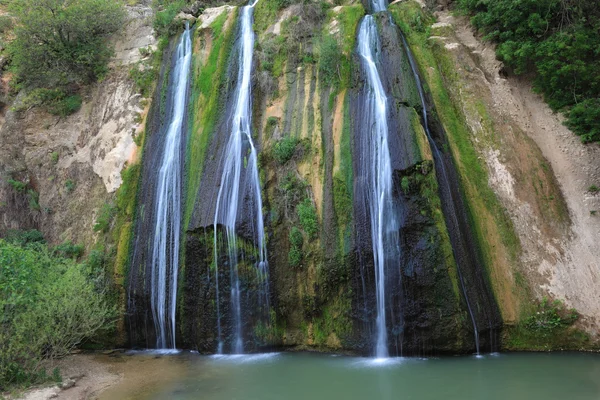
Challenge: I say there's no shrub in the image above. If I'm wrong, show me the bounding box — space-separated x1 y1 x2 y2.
317 34 342 87
54 241 85 259
288 227 303 268
297 198 318 239
4 229 45 247
154 0 185 38
7 178 27 192
564 99 600 144
9 0 125 90
65 179 76 193
588 185 600 194
94 203 116 233
27 189 40 211
0 240 114 389
288 246 302 268
273 136 299 164
458 0 600 143
14 89 82 117
524 298 578 336
129 63 156 97
289 226 304 248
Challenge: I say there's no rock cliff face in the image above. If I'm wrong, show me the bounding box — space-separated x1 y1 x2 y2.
0 1 156 248
2 0 598 354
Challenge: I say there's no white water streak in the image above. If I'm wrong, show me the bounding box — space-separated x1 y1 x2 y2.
213 2 268 355
357 16 398 358
150 26 192 350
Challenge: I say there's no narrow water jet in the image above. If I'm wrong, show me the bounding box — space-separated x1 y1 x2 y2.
149 25 192 349
399 32 484 354
213 0 269 355
356 15 400 359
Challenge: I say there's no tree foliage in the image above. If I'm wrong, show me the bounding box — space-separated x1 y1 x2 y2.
459 0 600 143
8 0 125 90
0 239 115 390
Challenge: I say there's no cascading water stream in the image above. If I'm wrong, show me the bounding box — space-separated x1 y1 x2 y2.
213 0 269 355
150 25 192 350
357 15 400 359
399 32 481 354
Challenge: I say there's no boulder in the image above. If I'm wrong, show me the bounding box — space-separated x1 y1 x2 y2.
175 12 197 25
182 1 204 17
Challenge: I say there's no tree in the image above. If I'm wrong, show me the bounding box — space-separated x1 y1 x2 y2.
0 239 115 389
9 0 125 90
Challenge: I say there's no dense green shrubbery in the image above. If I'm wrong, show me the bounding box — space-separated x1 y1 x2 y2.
273 136 300 164
9 0 125 89
297 198 318 239
458 0 600 143
8 0 124 116
0 239 114 390
317 34 342 87
288 226 303 267
154 0 186 37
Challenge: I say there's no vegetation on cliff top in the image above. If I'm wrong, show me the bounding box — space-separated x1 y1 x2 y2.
8 0 125 115
458 0 600 143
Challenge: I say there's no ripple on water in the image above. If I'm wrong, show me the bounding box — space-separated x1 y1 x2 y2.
209 353 281 364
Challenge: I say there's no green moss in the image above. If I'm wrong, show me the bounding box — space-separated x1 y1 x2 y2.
311 291 352 347
184 9 237 229
390 0 521 287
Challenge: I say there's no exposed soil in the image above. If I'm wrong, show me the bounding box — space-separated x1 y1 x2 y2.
434 9 600 336
14 352 187 400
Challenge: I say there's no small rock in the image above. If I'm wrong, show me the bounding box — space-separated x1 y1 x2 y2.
60 378 76 390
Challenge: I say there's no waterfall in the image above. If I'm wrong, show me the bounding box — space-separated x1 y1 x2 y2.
149 25 192 350
213 0 269 355
371 0 387 13
399 32 482 354
356 15 400 359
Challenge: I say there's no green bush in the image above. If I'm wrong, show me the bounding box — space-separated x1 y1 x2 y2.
0 240 114 389
65 179 76 193
94 203 116 233
458 0 600 143
27 189 40 211
273 136 299 164
130 63 156 97
317 34 342 87
54 241 85 259
288 246 302 267
154 0 185 38
288 227 303 268
564 98 600 143
7 178 27 192
297 198 318 239
14 89 82 117
524 298 578 335
9 0 125 90
4 229 45 247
